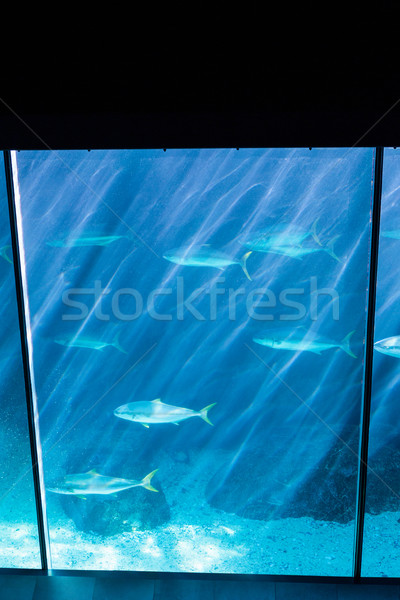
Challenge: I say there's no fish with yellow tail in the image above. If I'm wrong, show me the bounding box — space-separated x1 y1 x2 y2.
240 219 341 262
163 245 253 280
240 218 322 251
114 398 216 428
47 469 159 499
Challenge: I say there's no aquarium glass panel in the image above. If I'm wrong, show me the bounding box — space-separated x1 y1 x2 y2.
0 154 41 568
15 148 374 574
362 147 400 577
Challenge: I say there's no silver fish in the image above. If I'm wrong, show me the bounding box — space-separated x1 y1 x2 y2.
47 234 129 248
374 336 400 357
114 398 216 428
253 327 357 357
163 245 252 280
260 237 341 262
47 468 158 499
240 218 322 252
54 330 127 353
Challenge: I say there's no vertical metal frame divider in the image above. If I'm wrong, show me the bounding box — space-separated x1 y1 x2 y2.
353 146 384 580
3 150 50 571
0 146 385 580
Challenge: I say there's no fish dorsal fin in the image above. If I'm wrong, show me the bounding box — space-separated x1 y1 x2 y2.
151 398 162 403
87 469 98 475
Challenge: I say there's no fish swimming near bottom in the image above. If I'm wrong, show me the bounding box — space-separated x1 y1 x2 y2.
54 330 127 354
163 245 253 280
114 398 216 427
47 469 159 499
374 336 400 357
253 327 357 358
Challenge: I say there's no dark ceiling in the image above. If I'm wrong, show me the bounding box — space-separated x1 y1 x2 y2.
1 24 399 149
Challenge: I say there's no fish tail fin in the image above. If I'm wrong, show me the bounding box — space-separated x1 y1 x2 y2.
325 235 341 262
240 251 253 281
341 330 357 358
141 469 159 492
200 403 217 425
311 217 322 246
1 245 13 264
113 330 128 354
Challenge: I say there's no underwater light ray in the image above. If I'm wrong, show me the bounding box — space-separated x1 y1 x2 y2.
31 269 75 333
44 342 158 446
174 154 271 248
151 151 240 246
66 168 158 258
0 342 158 504
48 245 137 363
5 120 159 258
236 152 299 236
199 156 275 237
237 148 347 243
244 342 400 502
202 149 248 194
375 285 400 320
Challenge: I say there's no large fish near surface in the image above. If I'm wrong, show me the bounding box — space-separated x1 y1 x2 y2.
47 234 130 248
240 219 341 262
54 330 127 353
240 218 322 252
253 327 357 357
47 468 159 499
374 336 400 357
259 237 341 262
163 245 253 280
114 398 216 428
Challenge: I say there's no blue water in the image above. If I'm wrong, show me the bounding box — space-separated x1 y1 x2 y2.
1 147 383 574
362 147 400 577
0 154 41 568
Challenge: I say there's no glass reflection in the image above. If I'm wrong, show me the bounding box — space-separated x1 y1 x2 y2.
15 148 374 574
0 153 41 568
362 147 400 577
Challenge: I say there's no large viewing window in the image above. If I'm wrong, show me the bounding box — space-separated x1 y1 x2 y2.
362 147 400 577
7 147 376 575
0 153 41 568
5 146 400 579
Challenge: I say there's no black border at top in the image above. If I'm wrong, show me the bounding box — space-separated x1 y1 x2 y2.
0 110 399 150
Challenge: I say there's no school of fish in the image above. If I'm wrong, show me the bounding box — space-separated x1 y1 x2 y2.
46 216 368 498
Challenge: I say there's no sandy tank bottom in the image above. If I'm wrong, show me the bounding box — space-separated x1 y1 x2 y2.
1 512 399 576
1 450 398 576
